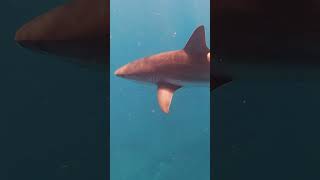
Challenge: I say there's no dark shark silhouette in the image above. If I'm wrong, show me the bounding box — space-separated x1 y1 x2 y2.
15 0 108 64
212 0 320 90
115 26 210 113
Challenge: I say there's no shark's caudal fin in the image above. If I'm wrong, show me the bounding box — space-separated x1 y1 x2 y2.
157 83 181 113
184 25 209 55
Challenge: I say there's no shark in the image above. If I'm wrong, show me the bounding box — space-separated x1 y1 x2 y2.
114 25 210 113
212 0 320 89
14 0 108 64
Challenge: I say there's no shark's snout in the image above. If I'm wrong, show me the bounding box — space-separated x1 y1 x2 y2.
15 23 30 42
15 26 31 48
15 25 45 52
114 65 127 77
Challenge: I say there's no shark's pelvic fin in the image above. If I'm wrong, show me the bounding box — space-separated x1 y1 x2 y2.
157 83 182 113
184 25 209 55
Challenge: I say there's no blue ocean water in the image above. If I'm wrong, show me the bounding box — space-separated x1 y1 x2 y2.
213 81 320 180
110 0 210 179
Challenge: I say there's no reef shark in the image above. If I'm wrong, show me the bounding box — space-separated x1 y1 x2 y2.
15 0 108 64
212 0 320 88
115 25 210 113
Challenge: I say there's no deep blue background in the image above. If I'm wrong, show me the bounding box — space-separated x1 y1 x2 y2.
213 81 320 179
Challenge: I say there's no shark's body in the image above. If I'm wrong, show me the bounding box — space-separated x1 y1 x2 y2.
213 0 320 89
15 0 108 64
115 26 210 113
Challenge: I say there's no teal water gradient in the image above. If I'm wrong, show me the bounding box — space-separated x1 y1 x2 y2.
110 0 210 179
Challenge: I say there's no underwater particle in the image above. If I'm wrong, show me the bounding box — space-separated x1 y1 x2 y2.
159 161 166 167
172 32 177 38
118 87 124 94
152 11 161 16
61 164 69 168
137 41 141 47
152 109 155 113
154 171 162 179
202 127 209 135
169 152 176 160
128 112 135 121
242 99 246 104
60 161 72 169
128 112 133 121
231 144 240 153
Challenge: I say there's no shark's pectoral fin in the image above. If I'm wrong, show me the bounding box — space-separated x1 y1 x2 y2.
157 83 182 113
211 77 232 91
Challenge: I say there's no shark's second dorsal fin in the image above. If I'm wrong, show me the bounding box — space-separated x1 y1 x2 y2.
184 25 209 54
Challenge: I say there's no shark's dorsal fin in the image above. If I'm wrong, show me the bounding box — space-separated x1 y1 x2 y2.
157 83 181 113
184 25 209 54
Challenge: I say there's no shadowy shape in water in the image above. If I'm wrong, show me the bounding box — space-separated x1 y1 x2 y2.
15 0 109 66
